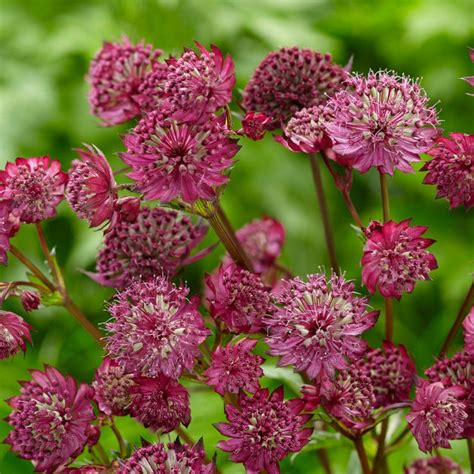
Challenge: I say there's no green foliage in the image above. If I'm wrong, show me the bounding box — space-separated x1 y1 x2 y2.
0 0 473 472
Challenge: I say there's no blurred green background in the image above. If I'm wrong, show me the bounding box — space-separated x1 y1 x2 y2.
1 0 473 472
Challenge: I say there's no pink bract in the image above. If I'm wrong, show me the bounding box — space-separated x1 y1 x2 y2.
0 311 32 360
241 111 272 140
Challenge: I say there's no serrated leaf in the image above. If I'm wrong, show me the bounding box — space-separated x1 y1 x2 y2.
41 291 63 306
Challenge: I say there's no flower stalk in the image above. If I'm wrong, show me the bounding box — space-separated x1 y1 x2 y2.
353 436 371 474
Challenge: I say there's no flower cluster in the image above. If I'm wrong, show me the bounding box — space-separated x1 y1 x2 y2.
0 310 32 360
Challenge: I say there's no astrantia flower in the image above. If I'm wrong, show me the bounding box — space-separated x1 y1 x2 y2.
129 375 190 433
242 47 347 129
20 291 41 312
406 380 467 452
361 219 438 299
204 262 273 333
120 110 239 203
463 306 474 355
275 105 332 153
0 311 32 360
404 456 462 474
164 42 235 122
0 201 14 265
92 206 207 288
324 71 439 175
216 387 312 474
0 157 67 223
204 338 264 395
265 273 379 379
118 440 213 474
105 277 210 379
241 112 272 141
5 366 95 472
92 357 135 416
421 133 474 209
356 341 416 408
66 145 118 228
134 62 169 113
88 37 162 125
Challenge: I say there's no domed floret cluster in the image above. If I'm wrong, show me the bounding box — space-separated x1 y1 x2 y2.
463 306 474 355
406 380 468 453
0 311 32 360
404 456 463 474
5 366 95 473
265 273 379 379
361 220 438 299
324 71 440 175
87 36 163 125
355 341 416 408
0 157 67 224
421 133 474 209
117 440 214 474
0 200 15 265
163 42 235 122
242 47 347 129
204 338 264 395
120 110 240 203
215 387 312 474
129 375 190 433
204 261 273 334
133 61 169 113
105 277 210 379
20 290 41 312
92 206 207 288
92 357 136 416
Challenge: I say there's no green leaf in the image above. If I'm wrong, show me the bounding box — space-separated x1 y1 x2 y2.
40 291 63 307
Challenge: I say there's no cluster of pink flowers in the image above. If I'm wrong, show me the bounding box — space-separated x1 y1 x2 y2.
0 34 472 474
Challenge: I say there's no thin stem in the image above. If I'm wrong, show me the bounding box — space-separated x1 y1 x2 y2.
316 449 333 474
110 418 127 458
113 165 131 176
439 282 474 357
467 438 474 474
224 104 233 129
384 298 394 343
94 441 110 466
35 223 58 285
309 153 339 273
373 419 389 474
379 173 390 223
353 437 371 474
9 245 54 291
63 296 104 346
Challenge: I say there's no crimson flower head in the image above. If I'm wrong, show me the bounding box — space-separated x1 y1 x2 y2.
356 341 416 408
88 36 162 125
0 200 15 265
406 380 467 453
0 157 67 224
5 366 95 473
91 206 207 288
118 440 214 474
362 219 438 299
164 42 235 122
204 338 264 395
265 273 379 379
129 375 190 433
404 456 463 474
204 261 273 333
105 277 210 379
92 357 135 416
120 110 239 203
275 105 332 153
134 61 169 113
20 291 41 312
325 71 439 175
0 311 32 360
421 132 474 209
241 112 272 140
216 387 312 474
242 47 347 129
463 306 474 355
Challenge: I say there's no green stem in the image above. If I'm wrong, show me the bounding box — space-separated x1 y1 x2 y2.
384 298 394 343
353 437 371 474
110 418 127 458
373 419 389 474
10 245 54 291
379 172 390 223
309 153 339 273
35 223 59 285
94 441 110 466
316 448 333 474
467 438 474 474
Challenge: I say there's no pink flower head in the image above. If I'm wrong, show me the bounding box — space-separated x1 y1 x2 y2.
362 220 438 299
20 290 41 312
0 200 14 265
462 47 474 93
164 42 235 122
216 387 312 474
129 375 190 433
5 366 95 472
92 206 207 288
404 456 463 474
275 105 333 153
421 133 474 209
204 262 273 333
463 306 474 355
356 342 416 408
87 36 162 125
325 71 440 175
134 61 169 113
105 277 210 379
117 440 214 474
265 273 379 379
242 47 347 129
0 157 67 224
0 311 32 360
92 357 135 416
241 112 272 140
204 338 264 395
120 110 239 203
406 380 468 452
